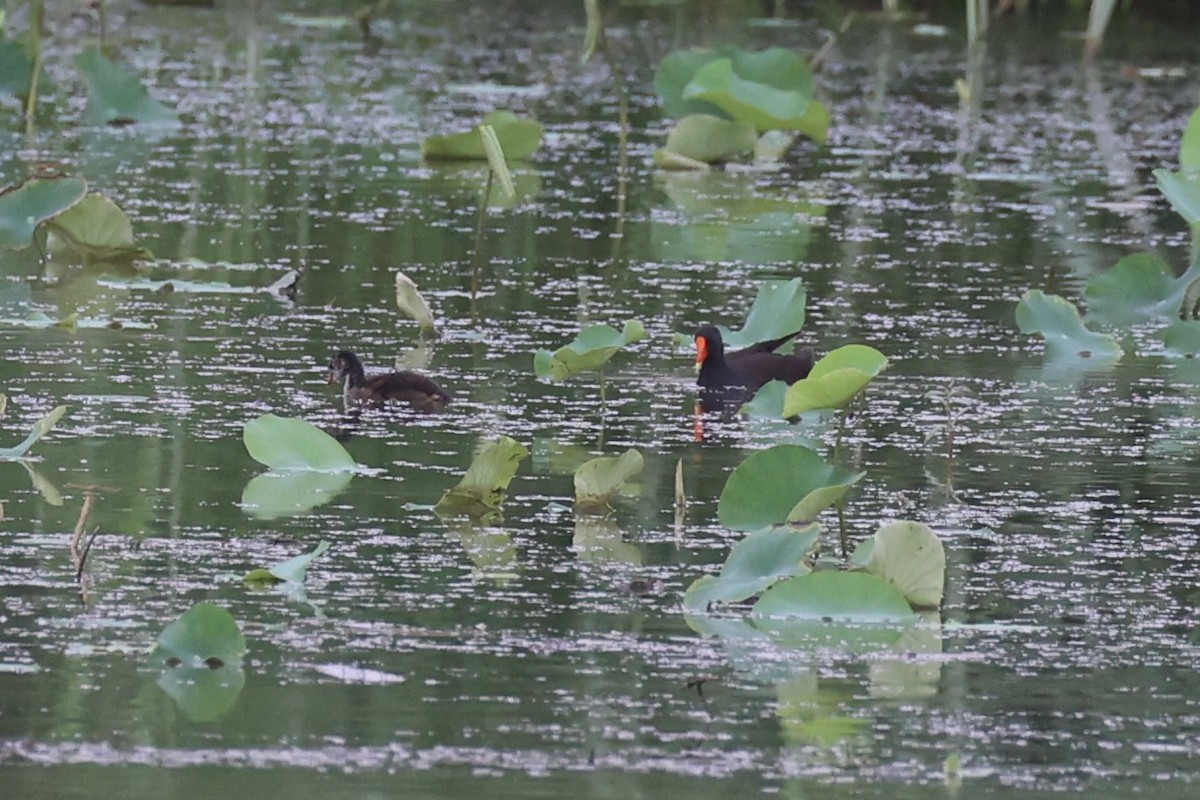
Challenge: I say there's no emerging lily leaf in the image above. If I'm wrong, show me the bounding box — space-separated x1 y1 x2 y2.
683 523 818 612
782 344 888 417
1085 253 1200 326
657 114 757 166
574 448 644 510
244 540 331 584
718 444 865 531
480 124 517 200
240 470 352 519
1015 290 1123 361
75 46 179 127
1181 105 1200 171
151 603 245 723
242 414 356 473
422 110 543 161
1163 319 1200 357
751 572 916 623
860 521 945 609
435 436 529 518
719 278 808 349
0 176 87 250
44 192 152 265
395 271 436 332
533 319 646 381
655 47 829 143
0 405 68 459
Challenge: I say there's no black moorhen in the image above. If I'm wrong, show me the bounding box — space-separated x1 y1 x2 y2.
694 325 815 399
327 350 451 411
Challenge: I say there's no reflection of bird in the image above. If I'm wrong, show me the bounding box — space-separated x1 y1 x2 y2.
693 325 814 404
327 351 450 411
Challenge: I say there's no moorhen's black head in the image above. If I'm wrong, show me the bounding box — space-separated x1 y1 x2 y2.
327 350 366 384
693 325 726 366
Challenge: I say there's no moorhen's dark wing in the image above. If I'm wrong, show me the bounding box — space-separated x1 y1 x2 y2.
363 371 451 407
730 329 802 356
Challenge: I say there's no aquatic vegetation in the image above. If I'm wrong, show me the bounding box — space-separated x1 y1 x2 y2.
1084 253 1200 326
782 344 889 418
752 572 915 624
244 540 332 585
851 521 945 609
421 110 543 161
573 448 643 511
45 191 153 265
0 176 87 250
435 436 529 518
240 471 352 520
75 46 179 127
1153 106 1200 226
715 278 808 349
0 404 67 459
682 523 819 612
242 414 356 473
717 444 865 531
395 271 436 333
151 603 246 723
1015 289 1123 362
533 319 646 382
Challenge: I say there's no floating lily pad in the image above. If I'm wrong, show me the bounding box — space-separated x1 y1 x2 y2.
1164 319 1200 357
782 344 888 417
242 414 356 473
1084 253 1200 326
151 603 245 723
0 176 88 250
718 444 864 531
1154 168 1200 225
533 320 646 381
395 271 435 332
862 521 945 609
422 110 543 161
574 448 644 510
44 192 152 264
75 46 179 126
719 278 808 350
683 523 819 612
244 540 331 584
751 572 916 623
240 470 352 519
657 113 757 165
0 405 68 459
741 379 789 418
1015 289 1123 361
435 436 529 518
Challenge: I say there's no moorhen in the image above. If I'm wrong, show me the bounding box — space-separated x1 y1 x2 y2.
694 325 814 401
327 350 451 411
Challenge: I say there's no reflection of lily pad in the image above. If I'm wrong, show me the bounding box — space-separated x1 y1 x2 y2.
0 176 88 250
720 278 807 350
1085 254 1200 326
422 110 543 161
242 414 356 473
717 445 864 530
782 344 888 417
151 603 246 723
1015 290 1123 361
76 46 179 126
435 436 528 518
752 572 915 623
574 448 644 510
533 320 646 381
862 521 945 609
573 516 642 565
240 471 352 519
683 523 818 612
244 540 331 584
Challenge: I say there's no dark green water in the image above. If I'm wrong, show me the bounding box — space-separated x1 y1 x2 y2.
2 2 1199 797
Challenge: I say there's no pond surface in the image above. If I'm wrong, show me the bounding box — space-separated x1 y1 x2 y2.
2 2 1199 797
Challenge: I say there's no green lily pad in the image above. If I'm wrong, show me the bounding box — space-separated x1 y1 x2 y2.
242 414 356 473
862 521 945 609
718 444 865 531
658 113 757 164
1164 319 1200 357
1084 253 1200 326
683 523 819 612
1154 168 1200 225
751 572 916 623
151 603 245 723
1180 107 1200 171
719 278 808 350
0 176 88 250
782 344 888 417
435 436 529 517
75 46 179 126
1015 289 1123 361
0 405 68 459
741 379 790 418
533 319 646 381
422 110 543 161
244 540 331 584
395 271 435 332
574 448 644 510
44 192 152 264
240 470 352 519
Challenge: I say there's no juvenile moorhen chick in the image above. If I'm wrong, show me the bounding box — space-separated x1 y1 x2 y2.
327 350 451 411
694 325 815 399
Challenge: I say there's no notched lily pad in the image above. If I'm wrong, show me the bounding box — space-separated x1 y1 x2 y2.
574 448 644 510
751 572 916 623
75 46 179 127
719 278 808 350
422 110 543 161
717 444 864 531
860 521 945 609
242 414 356 473
683 523 818 612
1084 253 1200 326
782 344 888 417
0 176 88 250
656 113 757 166
44 192 152 265
533 320 646 381
1015 289 1123 361
435 436 529 518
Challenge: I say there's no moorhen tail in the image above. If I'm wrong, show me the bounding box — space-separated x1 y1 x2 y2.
327 350 451 411
694 325 815 397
